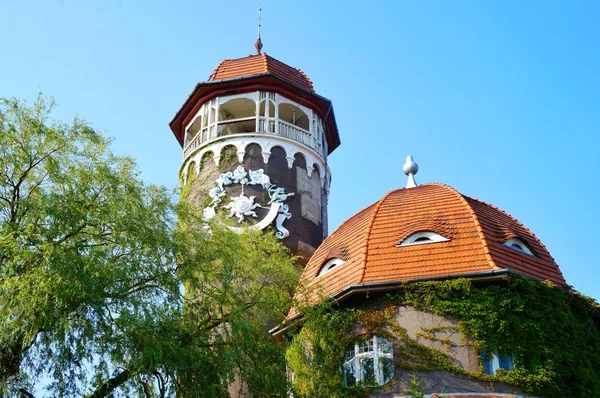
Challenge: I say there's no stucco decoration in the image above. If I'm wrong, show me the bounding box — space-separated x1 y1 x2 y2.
204 166 294 238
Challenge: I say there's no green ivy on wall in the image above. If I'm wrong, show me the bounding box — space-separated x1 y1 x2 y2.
286 277 600 397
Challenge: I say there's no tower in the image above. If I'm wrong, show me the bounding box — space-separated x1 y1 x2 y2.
169 41 340 264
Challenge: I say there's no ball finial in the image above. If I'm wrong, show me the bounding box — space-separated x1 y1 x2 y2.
403 155 419 188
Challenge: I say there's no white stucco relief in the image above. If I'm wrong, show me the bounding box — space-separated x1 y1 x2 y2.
203 166 294 239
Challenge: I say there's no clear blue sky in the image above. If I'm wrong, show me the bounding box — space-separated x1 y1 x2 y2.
1 1 598 300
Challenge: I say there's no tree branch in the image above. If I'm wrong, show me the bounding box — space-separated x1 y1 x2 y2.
18 389 35 398
89 369 136 398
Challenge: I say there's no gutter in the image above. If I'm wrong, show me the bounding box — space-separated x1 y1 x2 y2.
270 269 512 336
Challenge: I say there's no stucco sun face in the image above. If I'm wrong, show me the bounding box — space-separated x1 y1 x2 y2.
225 194 259 222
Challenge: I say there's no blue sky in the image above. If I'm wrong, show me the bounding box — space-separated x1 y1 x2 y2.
1 0 598 301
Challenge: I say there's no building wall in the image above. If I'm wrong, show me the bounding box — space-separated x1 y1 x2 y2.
348 305 522 397
182 141 327 265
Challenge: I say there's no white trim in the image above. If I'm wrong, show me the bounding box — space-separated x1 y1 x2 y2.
317 258 345 277
180 134 327 183
503 238 535 256
397 231 450 247
343 336 394 387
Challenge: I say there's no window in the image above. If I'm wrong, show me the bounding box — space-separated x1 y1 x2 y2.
480 350 514 375
503 238 535 256
317 258 344 277
397 231 450 247
343 336 394 387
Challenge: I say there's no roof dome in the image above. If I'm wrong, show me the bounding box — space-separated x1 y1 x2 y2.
208 53 314 92
297 183 566 305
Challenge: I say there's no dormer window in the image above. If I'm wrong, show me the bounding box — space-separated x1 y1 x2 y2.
317 258 345 277
503 238 535 256
397 231 450 247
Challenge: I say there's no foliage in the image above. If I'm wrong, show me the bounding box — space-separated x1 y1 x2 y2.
0 96 300 397
286 304 360 398
407 374 425 398
286 277 600 398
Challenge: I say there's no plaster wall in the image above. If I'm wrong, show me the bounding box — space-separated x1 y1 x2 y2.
350 305 522 397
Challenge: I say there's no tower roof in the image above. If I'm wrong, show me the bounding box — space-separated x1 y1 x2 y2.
293 183 566 312
169 53 340 154
208 53 314 92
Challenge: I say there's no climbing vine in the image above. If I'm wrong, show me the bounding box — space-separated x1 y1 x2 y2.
286 277 600 397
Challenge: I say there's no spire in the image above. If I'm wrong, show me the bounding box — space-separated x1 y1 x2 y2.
403 155 419 188
254 6 263 54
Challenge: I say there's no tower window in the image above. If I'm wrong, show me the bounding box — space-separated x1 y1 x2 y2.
503 238 535 256
317 258 345 277
480 350 514 375
397 231 450 247
343 336 394 387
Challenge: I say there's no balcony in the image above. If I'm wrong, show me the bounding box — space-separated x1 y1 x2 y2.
182 93 325 161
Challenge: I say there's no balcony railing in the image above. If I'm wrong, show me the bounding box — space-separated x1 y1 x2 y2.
183 116 323 159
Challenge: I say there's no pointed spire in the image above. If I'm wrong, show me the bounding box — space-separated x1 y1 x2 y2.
403 155 419 188
255 6 263 54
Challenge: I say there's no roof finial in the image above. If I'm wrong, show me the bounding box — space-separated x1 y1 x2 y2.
254 5 263 54
403 155 419 188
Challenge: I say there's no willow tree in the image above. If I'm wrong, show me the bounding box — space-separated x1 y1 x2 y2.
0 96 299 397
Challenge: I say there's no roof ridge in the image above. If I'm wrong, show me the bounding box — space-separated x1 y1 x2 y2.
295 67 314 90
464 194 562 271
359 188 403 284
208 60 226 81
428 183 500 271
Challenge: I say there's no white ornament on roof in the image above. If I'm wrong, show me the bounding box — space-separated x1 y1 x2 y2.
204 166 294 238
403 155 419 188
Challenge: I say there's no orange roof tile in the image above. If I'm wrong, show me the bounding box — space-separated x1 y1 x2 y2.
293 184 566 311
208 53 314 92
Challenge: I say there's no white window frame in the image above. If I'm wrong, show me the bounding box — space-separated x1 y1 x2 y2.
317 258 345 277
503 238 535 256
343 336 394 386
481 351 515 375
397 231 450 247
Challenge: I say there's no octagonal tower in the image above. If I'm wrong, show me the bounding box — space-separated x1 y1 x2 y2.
170 45 340 264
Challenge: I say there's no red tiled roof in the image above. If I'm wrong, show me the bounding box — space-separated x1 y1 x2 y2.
293 184 566 311
208 53 314 92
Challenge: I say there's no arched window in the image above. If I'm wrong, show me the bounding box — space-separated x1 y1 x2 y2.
503 238 535 256
343 336 394 387
397 231 450 247
317 258 344 277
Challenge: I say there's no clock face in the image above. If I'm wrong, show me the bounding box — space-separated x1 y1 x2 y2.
203 166 294 239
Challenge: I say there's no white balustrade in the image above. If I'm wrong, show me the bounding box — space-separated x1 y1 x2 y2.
183 116 323 160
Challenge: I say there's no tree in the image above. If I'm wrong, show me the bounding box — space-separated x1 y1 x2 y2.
0 96 299 397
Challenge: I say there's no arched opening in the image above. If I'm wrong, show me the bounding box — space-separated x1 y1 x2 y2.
279 103 309 131
259 100 275 118
218 98 256 135
294 152 307 169
185 116 202 147
219 145 238 172
312 163 321 178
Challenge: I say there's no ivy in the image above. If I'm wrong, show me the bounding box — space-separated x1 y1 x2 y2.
286 277 600 397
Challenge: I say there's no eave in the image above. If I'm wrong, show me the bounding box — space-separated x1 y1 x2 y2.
169 73 341 155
